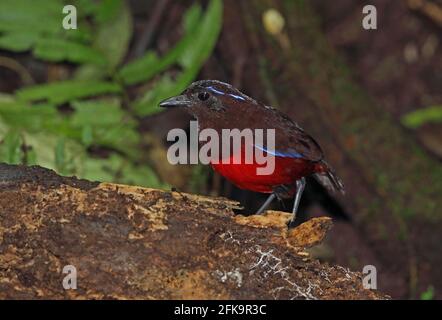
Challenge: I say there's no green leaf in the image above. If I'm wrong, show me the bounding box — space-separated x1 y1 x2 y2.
0 100 65 133
0 98 139 158
82 154 120 182
0 0 223 189
81 125 94 146
82 153 164 188
0 119 85 176
133 71 196 116
22 131 85 175
70 99 127 126
63 23 94 43
420 286 435 300
94 0 133 70
72 0 99 17
26 147 37 165
178 0 223 68
132 0 223 116
189 164 209 193
117 51 160 85
69 99 139 156
0 93 15 103
71 0 133 80
33 38 105 65
0 32 39 52
120 162 164 188
401 106 442 129
95 0 122 23
16 80 122 104
0 0 61 35
117 3 205 86
0 0 99 62
183 4 202 32
0 117 11 137
1 130 22 164
55 138 66 174
73 64 109 81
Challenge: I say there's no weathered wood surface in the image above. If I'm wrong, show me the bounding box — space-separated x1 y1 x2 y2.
198 0 442 298
0 164 385 299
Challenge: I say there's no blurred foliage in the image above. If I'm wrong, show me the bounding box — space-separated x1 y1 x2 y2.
189 164 211 194
401 106 442 129
420 285 435 300
0 0 222 187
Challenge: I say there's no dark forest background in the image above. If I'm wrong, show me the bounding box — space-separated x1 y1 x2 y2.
0 0 441 299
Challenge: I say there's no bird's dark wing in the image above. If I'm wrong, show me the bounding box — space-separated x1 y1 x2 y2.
254 106 324 162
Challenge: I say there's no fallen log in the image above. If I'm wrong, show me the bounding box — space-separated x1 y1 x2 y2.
0 163 386 299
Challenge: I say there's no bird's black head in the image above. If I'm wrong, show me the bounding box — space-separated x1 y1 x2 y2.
159 80 255 120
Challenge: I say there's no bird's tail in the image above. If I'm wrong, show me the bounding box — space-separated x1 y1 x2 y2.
313 161 345 194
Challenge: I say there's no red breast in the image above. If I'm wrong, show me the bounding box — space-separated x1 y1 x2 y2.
210 150 316 193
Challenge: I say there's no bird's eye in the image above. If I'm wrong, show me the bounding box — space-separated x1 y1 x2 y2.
198 91 210 101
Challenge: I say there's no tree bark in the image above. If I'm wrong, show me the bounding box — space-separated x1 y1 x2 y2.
0 164 385 299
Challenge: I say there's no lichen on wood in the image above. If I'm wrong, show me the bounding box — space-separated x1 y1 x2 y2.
0 164 386 299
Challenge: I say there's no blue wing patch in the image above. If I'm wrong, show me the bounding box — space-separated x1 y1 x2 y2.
207 86 225 95
229 93 246 101
254 144 304 159
207 86 246 101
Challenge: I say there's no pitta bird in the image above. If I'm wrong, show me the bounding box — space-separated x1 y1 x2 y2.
160 80 344 222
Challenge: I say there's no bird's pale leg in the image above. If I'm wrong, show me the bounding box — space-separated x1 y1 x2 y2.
256 193 276 215
290 178 306 222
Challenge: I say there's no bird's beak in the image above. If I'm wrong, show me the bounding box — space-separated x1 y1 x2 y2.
159 95 191 108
